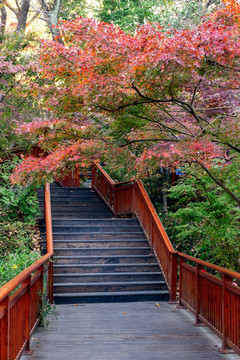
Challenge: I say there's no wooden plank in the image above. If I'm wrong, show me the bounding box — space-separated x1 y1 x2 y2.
21 302 239 360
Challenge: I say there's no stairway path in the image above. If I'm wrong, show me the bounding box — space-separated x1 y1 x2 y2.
21 302 239 360
37 184 169 304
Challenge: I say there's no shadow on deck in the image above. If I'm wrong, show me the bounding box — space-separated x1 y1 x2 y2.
22 302 239 360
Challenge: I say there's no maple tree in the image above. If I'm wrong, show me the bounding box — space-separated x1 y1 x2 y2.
11 1 240 206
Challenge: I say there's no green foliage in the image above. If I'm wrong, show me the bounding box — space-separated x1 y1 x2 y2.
0 220 41 255
0 158 40 221
38 290 57 328
59 0 88 21
164 163 240 270
0 33 43 158
156 0 221 30
0 248 40 287
0 157 41 287
96 0 166 33
142 167 172 213
96 0 220 33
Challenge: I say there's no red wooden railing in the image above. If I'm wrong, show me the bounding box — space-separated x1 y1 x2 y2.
0 183 54 360
92 162 240 355
92 163 177 302
178 253 240 354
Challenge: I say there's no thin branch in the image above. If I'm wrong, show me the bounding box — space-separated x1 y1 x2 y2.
119 138 179 147
2 0 19 17
191 79 202 106
198 162 240 206
27 12 40 26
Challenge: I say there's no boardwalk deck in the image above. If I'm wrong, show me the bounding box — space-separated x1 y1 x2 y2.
22 302 239 360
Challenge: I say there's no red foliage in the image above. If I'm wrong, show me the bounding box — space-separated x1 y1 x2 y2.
12 1 240 184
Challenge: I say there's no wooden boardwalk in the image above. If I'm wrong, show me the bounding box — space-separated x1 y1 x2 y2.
22 302 239 360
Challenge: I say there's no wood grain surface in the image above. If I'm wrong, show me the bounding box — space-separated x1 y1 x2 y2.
22 302 239 360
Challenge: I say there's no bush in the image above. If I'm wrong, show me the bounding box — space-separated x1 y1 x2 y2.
163 164 240 271
0 158 40 222
0 248 41 287
0 157 42 286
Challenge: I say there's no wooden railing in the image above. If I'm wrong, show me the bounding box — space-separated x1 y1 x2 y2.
179 253 240 354
0 183 54 360
92 163 177 302
92 162 240 355
92 163 134 216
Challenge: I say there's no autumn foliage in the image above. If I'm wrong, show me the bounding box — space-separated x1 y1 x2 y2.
11 1 240 205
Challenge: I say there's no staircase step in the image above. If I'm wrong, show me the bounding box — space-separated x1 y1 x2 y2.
43 240 149 248
53 263 160 274
40 204 113 210
41 233 146 240
48 213 114 219
38 185 169 303
54 280 167 293
54 255 156 264
53 272 163 283
53 247 151 256
54 290 169 304
40 219 139 226
45 226 143 233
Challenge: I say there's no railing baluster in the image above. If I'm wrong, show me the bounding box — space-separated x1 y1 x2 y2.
0 296 9 360
194 263 205 326
170 252 178 303
23 276 33 355
220 274 232 353
178 256 185 308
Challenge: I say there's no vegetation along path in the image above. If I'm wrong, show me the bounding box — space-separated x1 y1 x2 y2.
22 302 239 360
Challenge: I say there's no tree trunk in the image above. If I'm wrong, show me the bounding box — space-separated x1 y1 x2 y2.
38 0 64 43
15 0 30 33
0 1 7 40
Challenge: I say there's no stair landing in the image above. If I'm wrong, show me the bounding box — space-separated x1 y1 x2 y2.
21 302 239 360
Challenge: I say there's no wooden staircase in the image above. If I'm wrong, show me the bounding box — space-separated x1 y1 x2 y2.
38 184 169 303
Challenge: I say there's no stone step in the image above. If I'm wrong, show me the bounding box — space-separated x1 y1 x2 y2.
53 247 151 256
43 239 149 248
54 290 169 304
41 233 146 240
54 280 167 294
53 263 160 274
40 219 138 226
53 272 163 283
54 255 156 265
42 225 143 233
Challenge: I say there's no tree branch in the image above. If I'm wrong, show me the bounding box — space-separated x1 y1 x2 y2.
119 138 179 147
198 162 240 206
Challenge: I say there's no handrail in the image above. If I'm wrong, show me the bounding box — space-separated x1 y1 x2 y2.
179 252 240 280
92 163 240 355
93 162 115 185
0 182 54 360
135 180 175 253
133 180 178 301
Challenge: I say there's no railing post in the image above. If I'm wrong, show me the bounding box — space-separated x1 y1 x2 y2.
44 183 54 304
45 183 53 254
178 255 185 308
194 263 205 326
48 257 54 304
219 274 232 353
23 276 33 355
150 216 153 254
91 164 95 191
113 185 117 217
0 297 10 360
169 252 178 303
